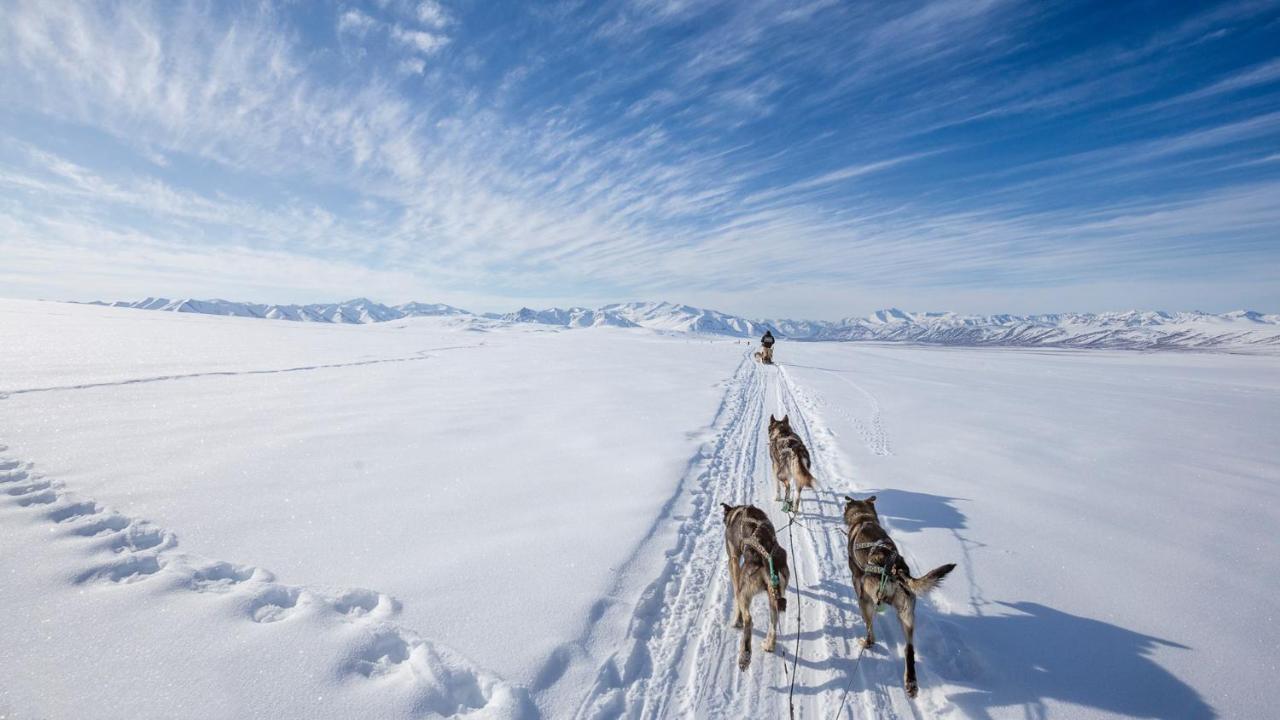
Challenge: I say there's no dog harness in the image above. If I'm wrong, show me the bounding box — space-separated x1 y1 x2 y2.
743 535 782 589
848 520 899 606
733 509 783 590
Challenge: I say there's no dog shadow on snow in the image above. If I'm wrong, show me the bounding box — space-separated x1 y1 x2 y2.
768 488 1215 719
930 601 1215 719
800 488 967 533
769 600 1213 719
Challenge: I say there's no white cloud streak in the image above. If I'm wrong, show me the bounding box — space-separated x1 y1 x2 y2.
0 0 1276 318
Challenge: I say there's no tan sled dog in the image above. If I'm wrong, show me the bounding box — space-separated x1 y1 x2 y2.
767 414 816 511
843 495 955 697
722 503 789 671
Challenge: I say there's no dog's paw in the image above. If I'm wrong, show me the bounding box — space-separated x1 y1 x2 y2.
905 680 918 698
763 639 776 653
738 651 751 671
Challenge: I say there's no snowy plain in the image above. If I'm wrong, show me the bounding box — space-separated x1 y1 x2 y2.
1 298 1278 719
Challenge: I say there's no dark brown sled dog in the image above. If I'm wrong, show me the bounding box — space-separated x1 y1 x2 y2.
844 495 955 697
722 503 789 671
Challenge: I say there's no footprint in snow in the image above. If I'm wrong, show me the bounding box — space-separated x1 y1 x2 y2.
349 630 413 678
333 588 400 619
5 478 51 496
14 488 58 506
47 501 101 523
75 553 165 585
187 561 271 592
104 524 174 554
71 514 132 536
249 585 306 623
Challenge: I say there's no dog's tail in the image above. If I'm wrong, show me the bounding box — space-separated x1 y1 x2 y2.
903 563 956 595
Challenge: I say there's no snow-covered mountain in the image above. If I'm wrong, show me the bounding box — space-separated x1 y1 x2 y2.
94 297 1280 351
601 301 769 336
397 301 472 318
99 297 470 324
499 306 639 329
761 307 1280 351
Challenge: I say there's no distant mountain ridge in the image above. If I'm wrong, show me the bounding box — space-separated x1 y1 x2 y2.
94 297 1280 352
97 297 470 324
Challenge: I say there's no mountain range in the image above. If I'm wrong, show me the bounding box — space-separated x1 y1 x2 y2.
93 298 1280 352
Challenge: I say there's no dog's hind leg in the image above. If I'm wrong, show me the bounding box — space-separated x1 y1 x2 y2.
856 583 877 648
772 459 785 502
895 593 919 697
737 587 754 671
763 591 779 654
726 543 744 628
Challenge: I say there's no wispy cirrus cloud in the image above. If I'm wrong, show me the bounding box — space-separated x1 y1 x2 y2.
0 0 1277 317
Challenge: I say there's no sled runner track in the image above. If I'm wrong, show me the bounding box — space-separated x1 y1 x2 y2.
774 364 949 720
570 352 768 719
0 343 484 396
571 352 941 718
0 441 526 717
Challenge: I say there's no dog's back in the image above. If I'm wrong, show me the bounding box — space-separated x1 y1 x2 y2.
773 435 815 489
844 495 955 596
723 504 790 604
726 505 778 561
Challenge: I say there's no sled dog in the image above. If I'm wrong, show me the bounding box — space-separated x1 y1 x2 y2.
722 503 789 670
843 495 956 697
767 414 816 510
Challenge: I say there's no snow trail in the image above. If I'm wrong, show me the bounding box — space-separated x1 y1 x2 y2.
0 343 483 396
572 352 952 718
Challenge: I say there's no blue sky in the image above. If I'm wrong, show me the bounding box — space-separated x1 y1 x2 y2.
1 0 1278 319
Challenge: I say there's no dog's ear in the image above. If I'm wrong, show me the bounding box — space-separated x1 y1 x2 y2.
844 495 855 504
720 502 734 517
769 414 776 423
866 495 877 504
782 414 789 423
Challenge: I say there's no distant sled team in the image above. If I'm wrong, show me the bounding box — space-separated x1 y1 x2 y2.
723 345 955 699
754 330 775 364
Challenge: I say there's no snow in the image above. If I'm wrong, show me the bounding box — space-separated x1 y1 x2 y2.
3 298 1279 719
0 300 738 719
761 343 1280 719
